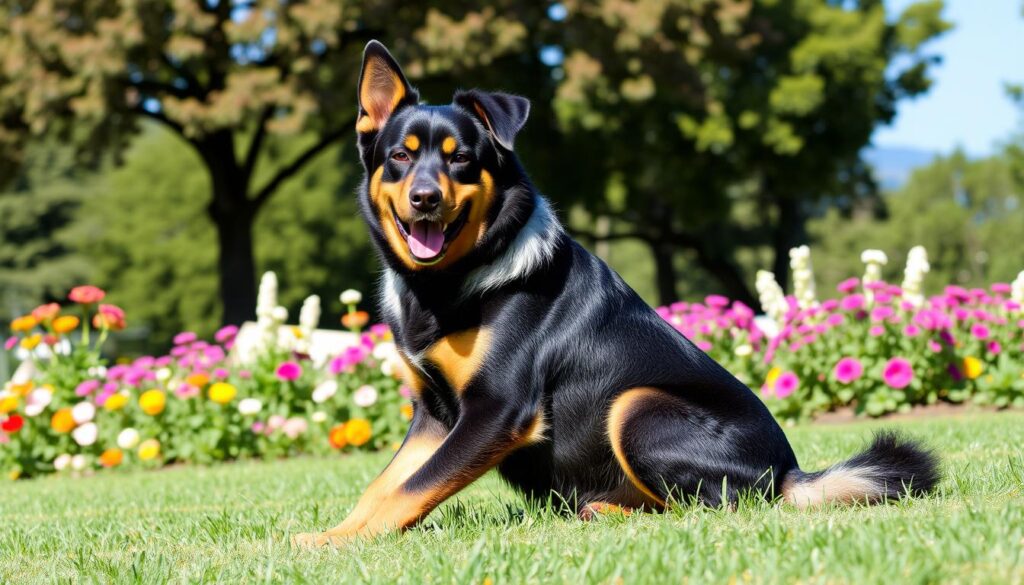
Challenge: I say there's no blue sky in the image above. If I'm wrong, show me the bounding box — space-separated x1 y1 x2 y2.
872 0 1024 156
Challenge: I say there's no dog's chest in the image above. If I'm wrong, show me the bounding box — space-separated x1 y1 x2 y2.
396 327 492 426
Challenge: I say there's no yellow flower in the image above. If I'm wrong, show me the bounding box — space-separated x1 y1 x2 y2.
138 439 161 461
963 356 983 380
10 315 37 332
8 469 21 481
344 418 372 447
0 395 18 414
20 334 42 350
104 394 129 412
765 366 782 387
186 372 210 388
51 408 75 433
208 382 237 404
139 389 166 416
400 403 414 421
10 381 34 396
52 315 80 334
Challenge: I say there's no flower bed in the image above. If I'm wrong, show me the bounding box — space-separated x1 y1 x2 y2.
2 283 412 479
2 247 1024 480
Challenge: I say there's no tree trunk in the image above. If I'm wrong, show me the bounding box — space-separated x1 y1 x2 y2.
771 197 805 293
651 239 679 306
214 210 257 325
691 244 759 308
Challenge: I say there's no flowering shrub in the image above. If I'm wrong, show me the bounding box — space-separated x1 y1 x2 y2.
664 249 1024 423
1 281 413 479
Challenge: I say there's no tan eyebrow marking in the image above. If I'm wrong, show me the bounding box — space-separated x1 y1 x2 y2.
404 135 420 151
442 136 457 155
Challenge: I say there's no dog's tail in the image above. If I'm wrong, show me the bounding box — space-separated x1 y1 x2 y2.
781 430 940 509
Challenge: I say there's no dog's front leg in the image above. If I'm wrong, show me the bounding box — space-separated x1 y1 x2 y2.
292 396 527 547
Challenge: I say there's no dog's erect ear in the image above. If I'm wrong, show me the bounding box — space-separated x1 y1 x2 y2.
356 41 417 134
454 90 530 151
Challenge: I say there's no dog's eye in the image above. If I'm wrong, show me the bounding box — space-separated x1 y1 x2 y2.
391 151 411 162
451 153 470 164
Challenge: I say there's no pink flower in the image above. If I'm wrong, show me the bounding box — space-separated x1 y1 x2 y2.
214 325 238 344
991 283 1012 294
399 386 413 398
775 372 799 398
987 341 1002 355
4 336 18 351
840 294 865 312
282 417 308 439
705 295 730 309
928 340 942 353
68 285 106 304
275 361 302 381
696 340 712 352
213 368 229 379
869 325 885 337
883 357 914 389
75 379 100 397
903 325 920 337
94 304 126 330
837 278 860 293
251 421 266 434
175 384 200 398
870 306 894 322
267 415 286 431
970 323 990 340
833 357 863 384
174 331 197 345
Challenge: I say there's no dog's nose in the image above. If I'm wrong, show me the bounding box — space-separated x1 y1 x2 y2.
410 186 441 212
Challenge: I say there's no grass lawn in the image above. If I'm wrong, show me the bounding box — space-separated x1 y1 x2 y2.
2 413 1023 584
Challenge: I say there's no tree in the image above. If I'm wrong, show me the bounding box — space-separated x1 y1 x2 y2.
432 0 949 305
0 1 455 324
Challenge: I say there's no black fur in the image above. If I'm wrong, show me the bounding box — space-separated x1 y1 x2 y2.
349 41 941 520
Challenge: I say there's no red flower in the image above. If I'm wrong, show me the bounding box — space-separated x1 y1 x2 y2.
30 303 61 323
1 414 24 433
92 304 127 331
68 285 106 304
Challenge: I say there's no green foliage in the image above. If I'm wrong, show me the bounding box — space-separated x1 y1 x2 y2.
0 146 92 320
74 124 374 343
810 147 1024 294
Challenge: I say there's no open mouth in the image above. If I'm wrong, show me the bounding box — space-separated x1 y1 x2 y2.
391 203 470 264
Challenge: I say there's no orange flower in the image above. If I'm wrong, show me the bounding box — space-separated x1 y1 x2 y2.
31 303 60 323
92 304 127 331
99 448 123 468
9 381 33 396
341 311 370 330
51 408 76 433
52 315 80 334
328 424 347 449
344 418 372 447
400 403 414 421
10 315 37 332
186 372 210 388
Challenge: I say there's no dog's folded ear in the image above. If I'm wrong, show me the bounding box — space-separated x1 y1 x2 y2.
357 41 418 134
454 90 530 151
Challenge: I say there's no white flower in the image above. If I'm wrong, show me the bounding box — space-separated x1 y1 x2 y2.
117 428 141 450
272 305 289 323
155 367 172 382
238 398 263 416
311 411 328 423
71 401 96 424
24 388 53 417
311 380 338 404
734 344 753 357
860 250 888 265
72 422 98 447
901 245 930 308
380 359 395 377
755 270 788 329
1011 270 1024 305
70 454 87 471
53 454 72 471
789 245 817 309
340 289 363 306
372 341 397 361
87 366 107 378
353 384 378 407
299 295 321 333
256 272 279 318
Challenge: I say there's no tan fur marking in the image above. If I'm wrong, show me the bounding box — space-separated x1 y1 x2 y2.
442 136 457 155
397 354 424 396
426 328 491 394
404 134 420 151
519 411 548 446
607 387 668 507
370 165 419 270
356 115 375 133
783 468 878 509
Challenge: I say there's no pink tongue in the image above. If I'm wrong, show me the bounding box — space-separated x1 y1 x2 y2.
408 221 445 259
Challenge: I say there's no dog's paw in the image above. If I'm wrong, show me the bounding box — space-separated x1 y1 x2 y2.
578 502 633 521
291 531 330 549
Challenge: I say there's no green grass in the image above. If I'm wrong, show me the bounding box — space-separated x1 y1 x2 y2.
2 414 1024 584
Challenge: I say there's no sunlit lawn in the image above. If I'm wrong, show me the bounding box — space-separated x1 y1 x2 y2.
2 413 1023 584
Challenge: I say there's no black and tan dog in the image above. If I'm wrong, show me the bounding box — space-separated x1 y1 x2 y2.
292 41 939 547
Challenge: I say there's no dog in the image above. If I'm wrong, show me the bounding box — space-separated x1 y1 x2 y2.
291 41 939 547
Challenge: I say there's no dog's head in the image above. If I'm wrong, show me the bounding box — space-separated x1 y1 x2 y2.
355 41 532 272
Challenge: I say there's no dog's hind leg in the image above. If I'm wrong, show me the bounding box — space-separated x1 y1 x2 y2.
606 387 784 508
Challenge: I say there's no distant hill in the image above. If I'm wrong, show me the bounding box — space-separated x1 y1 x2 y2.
862 146 938 191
